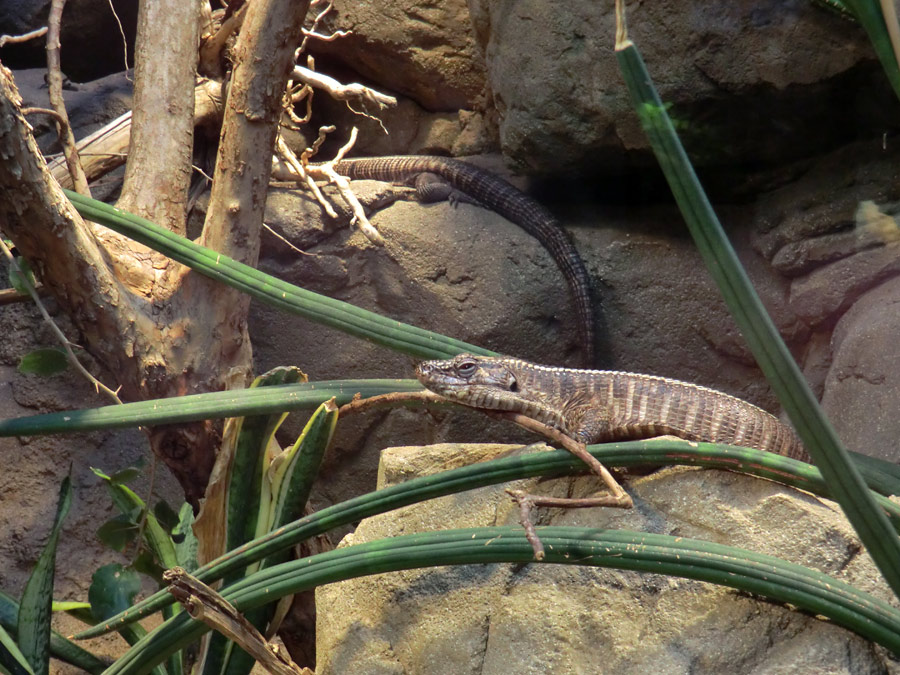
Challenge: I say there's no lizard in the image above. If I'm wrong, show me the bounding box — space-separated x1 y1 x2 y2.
330 156 596 365
415 352 810 463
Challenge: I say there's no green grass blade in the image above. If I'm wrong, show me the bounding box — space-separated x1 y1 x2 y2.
103 526 900 673
614 16 900 599
0 379 424 437
64 190 493 361
16 476 72 675
74 439 900 639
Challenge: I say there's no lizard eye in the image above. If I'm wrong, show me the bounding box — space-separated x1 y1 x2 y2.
456 360 477 378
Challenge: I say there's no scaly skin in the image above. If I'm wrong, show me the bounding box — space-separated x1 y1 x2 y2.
416 353 810 462
333 156 595 364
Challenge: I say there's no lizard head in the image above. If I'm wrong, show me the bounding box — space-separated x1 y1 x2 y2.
415 354 519 408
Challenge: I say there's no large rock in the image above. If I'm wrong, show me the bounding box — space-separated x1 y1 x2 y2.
311 0 486 112
316 443 897 673
466 0 894 175
245 160 803 510
821 276 900 462
0 0 137 82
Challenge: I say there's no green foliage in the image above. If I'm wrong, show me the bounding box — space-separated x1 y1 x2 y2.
88 565 142 621
7 256 34 295
17 349 68 376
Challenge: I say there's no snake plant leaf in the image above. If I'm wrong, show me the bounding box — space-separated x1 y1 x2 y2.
0 622 34 675
614 1 900 600
64 190 493 361
840 0 900 99
0 627 33 675
203 397 337 675
103 526 900 673
74 438 900 640
173 503 199 574
263 398 338 539
91 468 179 569
0 379 423 437
16 474 71 675
0 589 104 674
196 367 307 675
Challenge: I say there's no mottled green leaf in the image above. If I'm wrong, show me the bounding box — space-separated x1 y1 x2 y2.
96 516 138 553
88 565 141 621
17 349 68 377
17 475 71 675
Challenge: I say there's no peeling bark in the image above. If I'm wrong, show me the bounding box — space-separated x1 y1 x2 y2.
118 0 199 233
0 0 312 505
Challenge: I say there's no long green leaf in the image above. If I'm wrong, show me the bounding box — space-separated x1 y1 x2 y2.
0 379 424 437
0 623 33 675
0 591 106 674
75 439 900 639
64 190 493 361
104 526 900 674
840 0 900 99
614 7 900 599
91 469 182 675
200 368 306 675
16 475 71 675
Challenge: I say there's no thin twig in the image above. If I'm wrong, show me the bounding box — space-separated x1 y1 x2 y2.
297 0 343 52
0 238 122 405
302 128 386 245
0 26 48 47
105 0 130 79
507 489 633 560
484 411 631 505
337 390 447 416
0 285 45 306
45 0 91 196
262 222 320 257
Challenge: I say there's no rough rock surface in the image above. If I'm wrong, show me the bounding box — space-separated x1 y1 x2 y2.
316 443 899 674
466 0 896 175
310 0 486 112
0 260 182 671
245 161 804 511
821 276 900 463
12 67 133 154
0 0 137 82
750 140 900 458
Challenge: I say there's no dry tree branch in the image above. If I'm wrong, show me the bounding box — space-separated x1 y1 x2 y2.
45 0 91 196
0 286 46 306
199 2 248 78
0 26 47 47
297 0 347 53
273 135 337 218
291 65 396 110
302 127 387 245
165 568 311 675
